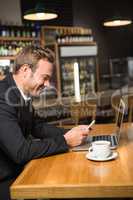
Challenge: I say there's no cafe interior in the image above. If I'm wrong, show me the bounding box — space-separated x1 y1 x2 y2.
1 0 133 200
0 0 133 126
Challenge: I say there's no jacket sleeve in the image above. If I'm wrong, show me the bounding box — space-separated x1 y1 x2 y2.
0 101 69 165
31 111 68 139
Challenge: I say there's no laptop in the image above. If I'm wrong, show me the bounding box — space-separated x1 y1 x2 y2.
71 99 125 151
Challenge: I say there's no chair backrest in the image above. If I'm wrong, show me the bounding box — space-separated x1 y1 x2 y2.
128 95 133 122
70 101 97 125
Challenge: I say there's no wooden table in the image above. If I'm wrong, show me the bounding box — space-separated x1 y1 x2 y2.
10 123 133 199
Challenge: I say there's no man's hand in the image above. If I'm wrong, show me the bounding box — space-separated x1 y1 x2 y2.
64 125 91 147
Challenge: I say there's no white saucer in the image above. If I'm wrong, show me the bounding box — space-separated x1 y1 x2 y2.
86 151 118 161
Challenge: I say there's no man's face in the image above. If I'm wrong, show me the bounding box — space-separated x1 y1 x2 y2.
25 59 53 96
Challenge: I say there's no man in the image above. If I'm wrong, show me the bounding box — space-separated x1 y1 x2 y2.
0 46 90 200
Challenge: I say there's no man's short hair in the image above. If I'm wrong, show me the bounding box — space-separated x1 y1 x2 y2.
13 45 55 73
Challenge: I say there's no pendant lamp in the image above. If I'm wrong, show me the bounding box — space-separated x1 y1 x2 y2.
103 16 132 27
23 2 58 21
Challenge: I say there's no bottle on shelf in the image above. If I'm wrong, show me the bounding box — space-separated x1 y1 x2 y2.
0 40 34 56
0 25 40 39
56 34 94 44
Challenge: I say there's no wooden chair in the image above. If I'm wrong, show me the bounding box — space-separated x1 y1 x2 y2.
112 94 133 122
128 95 133 122
111 95 121 122
70 101 97 125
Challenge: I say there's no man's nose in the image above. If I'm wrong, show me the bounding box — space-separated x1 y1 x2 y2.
44 80 50 87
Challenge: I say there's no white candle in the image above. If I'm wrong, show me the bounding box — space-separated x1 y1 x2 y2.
74 62 81 102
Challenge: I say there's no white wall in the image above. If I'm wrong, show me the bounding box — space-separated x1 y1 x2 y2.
0 0 22 25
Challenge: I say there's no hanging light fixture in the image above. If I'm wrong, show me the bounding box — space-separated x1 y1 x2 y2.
103 16 132 27
23 2 58 21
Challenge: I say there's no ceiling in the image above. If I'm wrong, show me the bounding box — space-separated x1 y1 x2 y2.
20 0 133 27
20 0 133 59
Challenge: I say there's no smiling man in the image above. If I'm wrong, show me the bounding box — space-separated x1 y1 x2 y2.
0 45 90 200
14 59 52 97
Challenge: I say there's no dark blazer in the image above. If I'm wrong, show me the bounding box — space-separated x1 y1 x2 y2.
0 73 69 181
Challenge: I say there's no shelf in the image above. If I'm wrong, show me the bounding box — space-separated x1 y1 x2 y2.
101 74 111 78
112 74 124 77
0 56 15 60
46 41 96 47
57 41 96 46
0 37 40 41
101 73 125 78
42 25 92 35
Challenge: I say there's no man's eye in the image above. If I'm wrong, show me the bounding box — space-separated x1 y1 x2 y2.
44 77 48 81
43 76 51 82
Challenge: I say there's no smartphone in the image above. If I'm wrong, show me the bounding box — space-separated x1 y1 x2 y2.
88 120 95 129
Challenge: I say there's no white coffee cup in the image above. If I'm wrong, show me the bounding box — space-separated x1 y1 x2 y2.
88 140 111 159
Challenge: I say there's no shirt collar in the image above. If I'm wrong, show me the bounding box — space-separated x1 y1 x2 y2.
18 87 31 102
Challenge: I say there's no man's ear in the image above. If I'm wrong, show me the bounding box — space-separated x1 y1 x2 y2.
20 64 30 73
19 64 32 79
